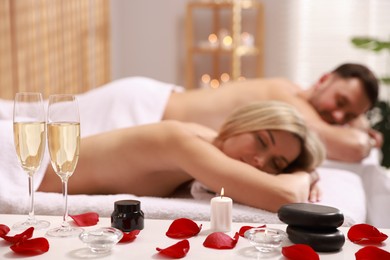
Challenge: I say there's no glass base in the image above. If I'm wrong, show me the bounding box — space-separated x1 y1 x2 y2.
13 219 50 230
46 226 83 238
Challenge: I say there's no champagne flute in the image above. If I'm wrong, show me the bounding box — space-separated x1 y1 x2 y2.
46 94 82 237
13 92 50 230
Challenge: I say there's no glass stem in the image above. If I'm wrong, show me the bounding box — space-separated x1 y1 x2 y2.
61 179 70 229
27 172 36 223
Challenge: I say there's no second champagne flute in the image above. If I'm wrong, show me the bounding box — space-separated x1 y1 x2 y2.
46 94 82 237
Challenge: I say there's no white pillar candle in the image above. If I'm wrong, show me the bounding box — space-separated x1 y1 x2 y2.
210 188 232 232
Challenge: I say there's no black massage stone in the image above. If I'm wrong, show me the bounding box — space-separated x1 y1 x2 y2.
278 203 344 229
286 225 345 252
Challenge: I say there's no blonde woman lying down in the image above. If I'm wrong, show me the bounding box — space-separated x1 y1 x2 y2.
38 101 325 213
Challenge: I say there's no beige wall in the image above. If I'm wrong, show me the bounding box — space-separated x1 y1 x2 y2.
110 0 390 93
110 0 187 86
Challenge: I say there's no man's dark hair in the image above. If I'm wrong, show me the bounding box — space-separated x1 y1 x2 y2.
332 63 379 109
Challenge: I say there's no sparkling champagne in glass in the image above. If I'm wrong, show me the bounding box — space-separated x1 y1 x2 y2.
13 92 50 230
46 94 82 237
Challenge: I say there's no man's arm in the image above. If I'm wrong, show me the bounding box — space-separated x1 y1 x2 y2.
274 86 374 162
348 115 384 148
309 120 373 162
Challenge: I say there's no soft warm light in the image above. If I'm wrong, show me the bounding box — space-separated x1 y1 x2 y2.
220 187 224 198
222 36 232 47
241 32 254 46
208 33 218 44
210 79 220 89
220 73 230 83
238 76 246 81
201 74 211 83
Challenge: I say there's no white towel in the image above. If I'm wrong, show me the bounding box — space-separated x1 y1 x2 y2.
0 167 364 226
76 77 183 137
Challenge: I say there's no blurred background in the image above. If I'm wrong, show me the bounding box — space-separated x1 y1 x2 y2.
0 0 389 98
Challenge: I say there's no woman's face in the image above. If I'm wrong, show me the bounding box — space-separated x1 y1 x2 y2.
220 130 301 174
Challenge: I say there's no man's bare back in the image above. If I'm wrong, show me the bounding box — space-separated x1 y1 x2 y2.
163 78 306 130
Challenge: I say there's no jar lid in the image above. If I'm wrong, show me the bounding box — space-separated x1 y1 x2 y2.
114 200 141 213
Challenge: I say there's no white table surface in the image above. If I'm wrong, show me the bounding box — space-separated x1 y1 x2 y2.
0 214 389 259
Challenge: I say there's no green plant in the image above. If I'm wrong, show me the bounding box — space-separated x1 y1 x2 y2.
351 37 390 84
351 36 390 167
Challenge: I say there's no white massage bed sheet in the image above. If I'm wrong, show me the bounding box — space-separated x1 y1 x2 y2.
322 148 390 228
0 167 365 227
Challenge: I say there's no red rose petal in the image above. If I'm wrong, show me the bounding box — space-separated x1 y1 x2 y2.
166 218 202 238
348 224 388 244
119 230 140 243
156 239 190 258
69 212 99 227
282 244 320 260
0 224 10 237
203 232 240 249
10 237 49 255
1 227 34 243
355 246 390 260
238 225 266 237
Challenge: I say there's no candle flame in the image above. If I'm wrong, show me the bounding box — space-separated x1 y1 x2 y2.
210 79 220 89
220 187 224 198
208 33 218 44
201 74 211 84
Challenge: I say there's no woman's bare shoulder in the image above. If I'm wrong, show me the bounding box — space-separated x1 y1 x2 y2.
156 120 217 143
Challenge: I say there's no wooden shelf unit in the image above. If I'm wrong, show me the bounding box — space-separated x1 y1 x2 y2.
185 0 264 89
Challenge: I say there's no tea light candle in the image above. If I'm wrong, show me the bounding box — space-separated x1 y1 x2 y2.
245 227 287 253
210 188 232 232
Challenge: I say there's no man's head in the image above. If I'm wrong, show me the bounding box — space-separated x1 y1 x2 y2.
308 63 379 125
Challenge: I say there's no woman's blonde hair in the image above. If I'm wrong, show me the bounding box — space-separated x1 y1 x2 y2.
216 101 326 172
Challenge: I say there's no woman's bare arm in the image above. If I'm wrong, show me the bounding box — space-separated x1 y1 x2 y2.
39 120 313 212
168 122 312 212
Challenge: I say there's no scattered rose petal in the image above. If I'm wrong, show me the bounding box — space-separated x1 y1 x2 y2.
348 224 388 244
1 227 34 243
166 218 202 238
156 239 190 258
239 225 266 237
119 230 140 243
355 246 390 260
0 224 10 237
69 212 99 227
203 232 239 249
282 244 320 260
10 237 49 255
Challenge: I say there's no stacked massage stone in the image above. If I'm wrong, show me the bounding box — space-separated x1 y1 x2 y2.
278 203 346 252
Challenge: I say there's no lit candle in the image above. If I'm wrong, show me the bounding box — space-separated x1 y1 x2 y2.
220 73 230 84
210 187 232 232
222 35 233 49
210 79 220 89
208 33 219 48
200 74 211 88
